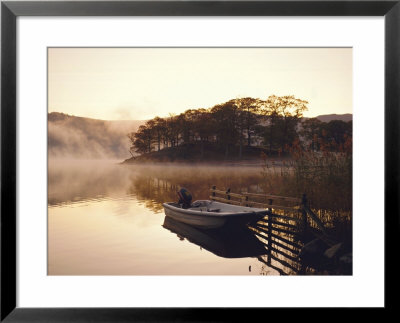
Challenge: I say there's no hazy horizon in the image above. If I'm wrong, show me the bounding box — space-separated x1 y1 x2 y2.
48 110 353 122
48 48 352 120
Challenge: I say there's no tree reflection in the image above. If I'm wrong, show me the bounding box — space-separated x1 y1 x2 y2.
126 165 264 213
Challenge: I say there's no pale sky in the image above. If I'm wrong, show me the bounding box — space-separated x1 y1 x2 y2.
48 47 352 120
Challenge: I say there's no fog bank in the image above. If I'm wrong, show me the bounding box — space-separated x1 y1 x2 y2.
48 112 144 159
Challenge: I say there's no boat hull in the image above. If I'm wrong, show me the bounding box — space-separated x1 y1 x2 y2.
162 200 267 229
163 205 227 228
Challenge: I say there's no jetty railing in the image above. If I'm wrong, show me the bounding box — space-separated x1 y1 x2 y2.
209 186 336 247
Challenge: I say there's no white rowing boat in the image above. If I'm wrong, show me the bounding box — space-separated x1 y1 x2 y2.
162 200 267 229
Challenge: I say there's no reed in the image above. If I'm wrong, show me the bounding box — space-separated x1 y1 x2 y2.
261 135 352 210
260 135 352 242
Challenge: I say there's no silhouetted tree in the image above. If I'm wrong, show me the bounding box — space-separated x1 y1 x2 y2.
262 95 308 153
125 95 353 161
165 114 180 148
127 132 136 157
300 117 323 151
211 100 239 158
236 97 263 147
153 117 167 151
131 123 154 154
323 120 352 146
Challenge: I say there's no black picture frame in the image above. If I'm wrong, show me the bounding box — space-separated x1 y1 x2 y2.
1 0 398 321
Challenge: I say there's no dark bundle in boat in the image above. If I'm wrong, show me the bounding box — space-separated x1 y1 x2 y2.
177 187 192 209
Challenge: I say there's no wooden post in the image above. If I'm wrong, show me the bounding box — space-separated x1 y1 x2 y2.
226 188 231 200
212 185 216 197
268 198 273 212
267 207 272 265
301 193 308 235
245 195 249 207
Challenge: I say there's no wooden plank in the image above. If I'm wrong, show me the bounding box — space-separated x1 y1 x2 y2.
271 239 299 256
269 253 300 272
210 195 299 212
209 189 244 199
209 189 233 195
209 196 242 205
225 192 244 199
246 201 300 212
254 229 299 263
257 222 298 236
267 213 303 223
257 220 298 233
269 219 299 230
241 192 302 203
258 219 299 231
250 225 301 250
253 231 298 255
269 245 299 262
271 226 299 236
243 191 301 201
269 232 302 250
211 189 302 203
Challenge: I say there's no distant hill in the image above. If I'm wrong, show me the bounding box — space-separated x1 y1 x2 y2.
48 112 144 159
314 113 352 123
48 112 352 160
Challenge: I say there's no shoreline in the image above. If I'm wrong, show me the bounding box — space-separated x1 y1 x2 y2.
120 156 292 167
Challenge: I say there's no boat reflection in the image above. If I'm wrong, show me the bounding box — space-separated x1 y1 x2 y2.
162 216 268 258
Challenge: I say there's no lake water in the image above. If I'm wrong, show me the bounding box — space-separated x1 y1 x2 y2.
48 160 304 275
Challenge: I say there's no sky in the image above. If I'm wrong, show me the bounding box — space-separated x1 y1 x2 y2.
48 47 352 120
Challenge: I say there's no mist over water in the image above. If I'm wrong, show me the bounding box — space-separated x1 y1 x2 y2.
48 159 133 206
48 159 266 208
48 159 280 275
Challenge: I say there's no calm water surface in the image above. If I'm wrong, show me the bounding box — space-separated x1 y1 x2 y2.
48 160 300 275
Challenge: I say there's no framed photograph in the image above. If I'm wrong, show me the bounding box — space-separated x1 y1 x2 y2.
1 0 397 321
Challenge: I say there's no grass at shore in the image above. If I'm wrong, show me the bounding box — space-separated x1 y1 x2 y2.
123 143 272 164
260 143 352 245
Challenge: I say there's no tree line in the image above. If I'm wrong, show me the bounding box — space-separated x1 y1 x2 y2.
127 95 352 158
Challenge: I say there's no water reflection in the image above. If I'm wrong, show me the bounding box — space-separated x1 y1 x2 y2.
250 222 303 275
49 160 265 209
161 213 332 275
162 216 268 258
48 159 135 206
49 160 349 275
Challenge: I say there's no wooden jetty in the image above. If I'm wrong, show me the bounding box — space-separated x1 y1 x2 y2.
210 186 333 242
209 186 343 274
